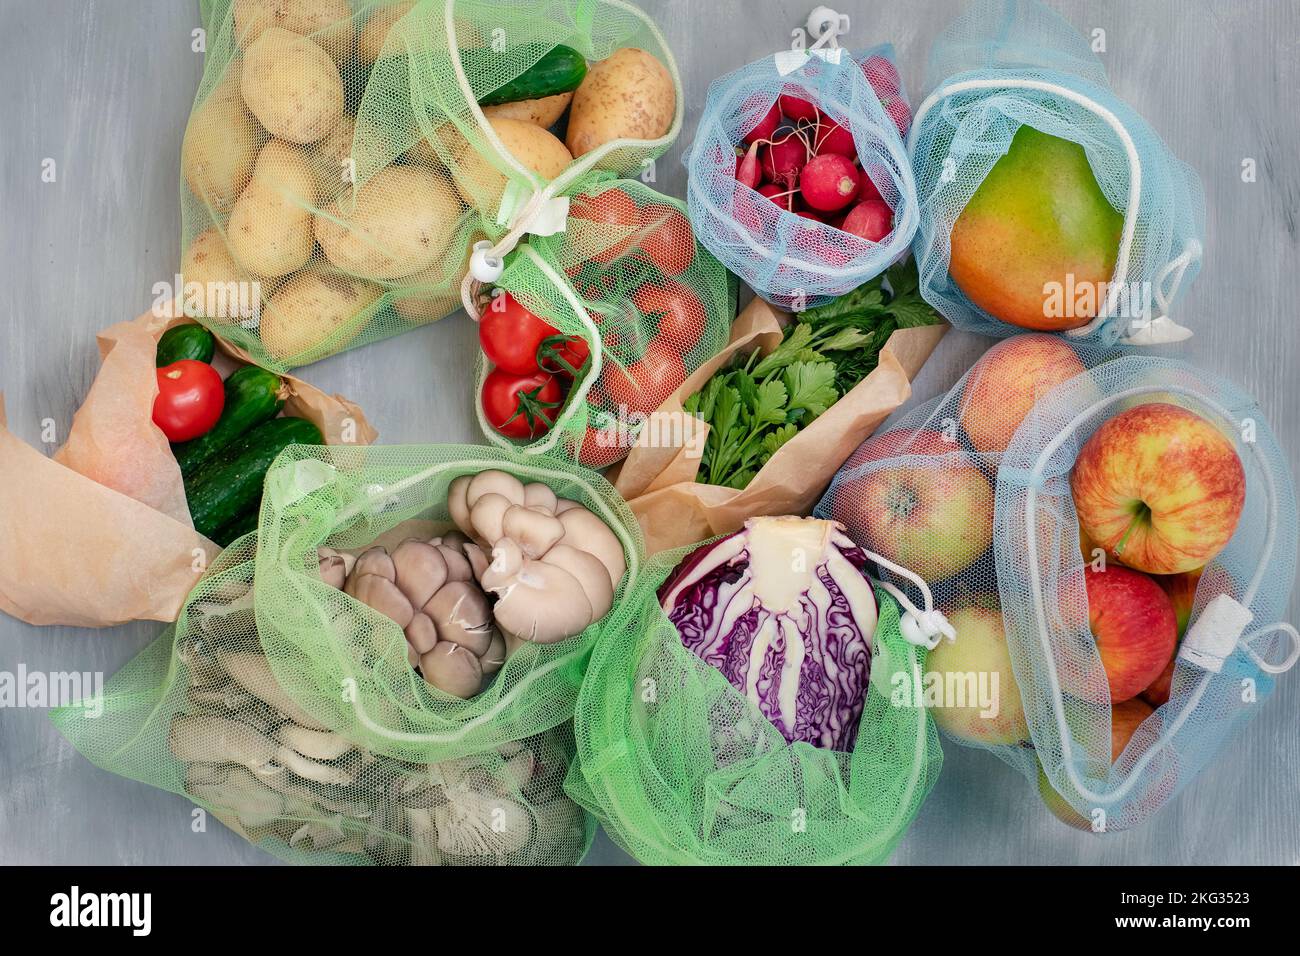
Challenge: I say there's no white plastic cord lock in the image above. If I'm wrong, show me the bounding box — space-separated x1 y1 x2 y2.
806 6 849 46
469 241 504 284
1179 593 1253 674
899 608 955 650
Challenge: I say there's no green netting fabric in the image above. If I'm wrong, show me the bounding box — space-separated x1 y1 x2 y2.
565 544 942 865
180 0 684 371
476 176 735 469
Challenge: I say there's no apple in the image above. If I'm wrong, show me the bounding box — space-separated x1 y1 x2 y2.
835 429 994 582
1037 697 1154 828
1084 564 1177 702
1138 567 1203 706
958 335 1086 454
1071 403 1246 575
925 601 1029 746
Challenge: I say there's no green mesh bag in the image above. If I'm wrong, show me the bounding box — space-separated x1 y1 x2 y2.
475 175 735 469
52 533 594 865
179 0 685 371
565 544 943 865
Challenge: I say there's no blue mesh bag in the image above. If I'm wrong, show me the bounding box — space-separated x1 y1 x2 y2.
909 0 1206 345
818 335 1298 831
683 44 918 310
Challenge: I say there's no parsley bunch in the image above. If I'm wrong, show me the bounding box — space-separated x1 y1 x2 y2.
684 260 942 490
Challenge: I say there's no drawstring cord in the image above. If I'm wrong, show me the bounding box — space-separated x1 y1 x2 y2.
459 183 561 321
1119 237 1202 344
1242 621 1300 676
862 548 955 649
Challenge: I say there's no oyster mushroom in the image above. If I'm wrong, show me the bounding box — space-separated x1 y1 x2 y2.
318 547 349 589
468 492 514 546
434 786 532 859
556 507 626 588
276 723 354 762
485 558 594 644
522 481 558 513
289 816 351 851
425 581 494 655
501 505 565 558
218 650 332 731
184 763 287 829
169 714 279 773
390 539 449 609
276 745 357 786
420 640 484 699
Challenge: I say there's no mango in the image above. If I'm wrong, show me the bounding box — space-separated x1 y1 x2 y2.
949 126 1123 331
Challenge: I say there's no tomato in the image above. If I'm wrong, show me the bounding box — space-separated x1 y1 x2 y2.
481 369 563 440
576 422 635 470
479 292 589 378
602 345 687 414
636 204 695 277
569 188 638 263
543 335 590 378
632 281 705 352
153 359 224 442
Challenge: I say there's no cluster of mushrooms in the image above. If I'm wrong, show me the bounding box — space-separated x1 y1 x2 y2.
318 469 627 698
170 575 585 865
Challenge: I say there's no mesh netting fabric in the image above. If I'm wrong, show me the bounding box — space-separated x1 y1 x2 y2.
565 543 942 865
908 0 1205 345
683 45 917 310
180 0 684 371
475 176 735 469
817 335 1297 831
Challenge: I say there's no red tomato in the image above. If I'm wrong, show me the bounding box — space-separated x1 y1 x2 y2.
481 369 563 440
576 423 634 470
543 334 591 379
636 204 696 277
632 281 706 351
479 293 560 375
602 345 686 414
153 359 224 442
569 188 638 263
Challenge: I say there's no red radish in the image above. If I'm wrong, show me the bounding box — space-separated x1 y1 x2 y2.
852 164 882 203
815 118 856 157
841 199 893 242
800 153 859 212
743 100 781 145
736 141 761 189
761 128 809 185
757 181 793 213
779 92 819 124
862 55 901 96
883 96 912 135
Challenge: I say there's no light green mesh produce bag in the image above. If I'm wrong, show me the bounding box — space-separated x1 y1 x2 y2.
565 542 943 866
179 0 685 370
474 175 735 469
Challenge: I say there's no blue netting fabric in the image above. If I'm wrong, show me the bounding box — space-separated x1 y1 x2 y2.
909 0 1205 345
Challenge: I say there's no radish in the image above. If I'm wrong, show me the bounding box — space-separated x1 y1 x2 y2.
736 141 761 189
883 96 912 135
742 100 781 146
852 164 882 203
779 92 819 124
799 153 859 212
757 181 794 213
814 118 856 157
761 127 809 184
841 199 893 242
862 55 901 97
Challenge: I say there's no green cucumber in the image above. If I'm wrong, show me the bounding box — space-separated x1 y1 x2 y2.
210 508 259 548
157 324 216 366
173 365 286 478
186 417 323 543
476 45 587 106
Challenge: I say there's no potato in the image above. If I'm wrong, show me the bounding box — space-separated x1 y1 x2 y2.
314 165 462 280
180 229 262 322
358 1 412 63
391 235 477 322
240 28 344 144
483 91 574 129
454 117 573 207
308 112 355 199
566 48 675 158
234 0 354 59
259 269 382 363
227 140 317 278
182 70 261 211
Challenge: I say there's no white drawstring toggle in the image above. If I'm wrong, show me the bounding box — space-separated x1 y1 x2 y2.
899 608 955 650
469 241 504 284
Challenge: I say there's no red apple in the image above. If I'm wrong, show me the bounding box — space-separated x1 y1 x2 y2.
1139 567 1203 706
1037 697 1154 829
834 429 994 582
926 600 1029 745
1084 564 1178 702
958 335 1086 454
1071 403 1246 575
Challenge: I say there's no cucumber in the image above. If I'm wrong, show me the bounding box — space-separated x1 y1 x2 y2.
173 365 286 478
210 507 259 548
157 324 216 366
186 417 323 542
476 45 587 106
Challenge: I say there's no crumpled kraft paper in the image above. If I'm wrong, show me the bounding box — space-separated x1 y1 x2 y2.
0 305 377 627
610 297 946 554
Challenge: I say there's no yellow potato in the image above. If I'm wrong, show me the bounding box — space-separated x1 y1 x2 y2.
314 165 462 280
454 116 573 207
227 140 318 279
180 229 263 322
233 0 354 59
391 234 478 322
182 70 261 211
240 28 344 144
358 1 412 63
259 269 382 363
566 47 675 158
483 91 574 129
308 112 355 199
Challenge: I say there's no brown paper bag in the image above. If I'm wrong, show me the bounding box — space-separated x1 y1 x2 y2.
0 306 377 628
611 298 946 554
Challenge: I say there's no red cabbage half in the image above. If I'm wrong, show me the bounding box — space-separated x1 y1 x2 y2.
658 516 878 751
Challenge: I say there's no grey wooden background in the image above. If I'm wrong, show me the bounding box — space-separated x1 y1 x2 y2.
1 0 1296 866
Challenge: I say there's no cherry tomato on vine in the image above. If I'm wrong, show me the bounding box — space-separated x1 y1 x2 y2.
153 359 225 442
481 369 563 440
